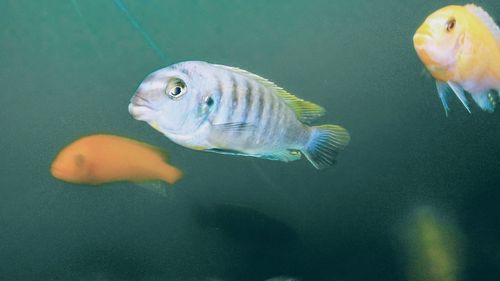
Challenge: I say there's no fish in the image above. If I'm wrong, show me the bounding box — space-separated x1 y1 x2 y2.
50 134 182 185
128 61 350 169
413 4 500 115
401 206 463 281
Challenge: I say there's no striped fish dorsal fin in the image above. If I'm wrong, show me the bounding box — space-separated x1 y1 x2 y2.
214 64 326 124
465 4 500 44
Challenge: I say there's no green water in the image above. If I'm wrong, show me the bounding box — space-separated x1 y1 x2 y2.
1 1 499 280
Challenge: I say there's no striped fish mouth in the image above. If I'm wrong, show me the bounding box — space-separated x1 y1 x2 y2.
128 103 155 121
129 95 156 121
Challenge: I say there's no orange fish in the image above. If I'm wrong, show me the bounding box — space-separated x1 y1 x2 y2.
50 134 182 185
413 4 500 114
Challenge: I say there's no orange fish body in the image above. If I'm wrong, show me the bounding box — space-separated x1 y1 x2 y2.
51 134 182 185
413 4 500 114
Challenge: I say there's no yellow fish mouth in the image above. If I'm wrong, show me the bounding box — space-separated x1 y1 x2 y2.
413 33 432 49
413 24 435 67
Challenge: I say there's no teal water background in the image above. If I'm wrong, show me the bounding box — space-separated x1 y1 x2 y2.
1 1 500 280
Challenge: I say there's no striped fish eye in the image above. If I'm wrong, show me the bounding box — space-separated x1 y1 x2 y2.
166 78 187 100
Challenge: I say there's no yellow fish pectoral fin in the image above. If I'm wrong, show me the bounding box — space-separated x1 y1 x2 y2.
447 81 472 114
470 90 496 112
436 81 452 116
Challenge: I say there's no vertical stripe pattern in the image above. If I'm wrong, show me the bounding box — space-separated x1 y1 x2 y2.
200 62 306 151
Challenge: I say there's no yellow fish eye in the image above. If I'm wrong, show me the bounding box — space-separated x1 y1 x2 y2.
166 78 187 100
446 17 456 32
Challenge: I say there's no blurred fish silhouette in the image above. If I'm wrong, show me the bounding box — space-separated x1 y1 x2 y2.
51 134 183 194
401 206 464 281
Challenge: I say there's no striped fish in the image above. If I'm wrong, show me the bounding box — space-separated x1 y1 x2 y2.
128 61 350 169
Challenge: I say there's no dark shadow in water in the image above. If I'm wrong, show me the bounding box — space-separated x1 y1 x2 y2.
193 202 305 281
461 179 500 281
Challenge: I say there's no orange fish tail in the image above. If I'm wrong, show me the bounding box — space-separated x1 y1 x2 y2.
160 164 183 184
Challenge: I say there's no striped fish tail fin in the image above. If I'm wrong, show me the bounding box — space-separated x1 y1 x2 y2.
303 125 350 169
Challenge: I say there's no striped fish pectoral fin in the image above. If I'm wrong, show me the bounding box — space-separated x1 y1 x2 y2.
211 122 256 133
470 90 496 112
212 64 325 123
436 81 452 116
256 150 302 162
303 124 350 169
447 81 472 113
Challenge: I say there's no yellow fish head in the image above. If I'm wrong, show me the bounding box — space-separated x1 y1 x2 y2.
413 5 468 81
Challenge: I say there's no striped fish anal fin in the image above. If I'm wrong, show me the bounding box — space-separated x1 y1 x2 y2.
206 148 250 157
303 124 350 169
206 148 301 162
471 91 496 112
257 150 302 162
213 64 325 123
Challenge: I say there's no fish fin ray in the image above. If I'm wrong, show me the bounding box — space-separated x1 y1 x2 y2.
436 81 451 116
465 4 500 42
211 122 256 133
134 181 169 197
302 124 350 169
471 91 496 112
256 150 302 162
206 148 250 157
448 81 472 113
206 148 301 162
212 64 325 123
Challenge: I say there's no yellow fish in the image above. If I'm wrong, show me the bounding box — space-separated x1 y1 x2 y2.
413 4 500 114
